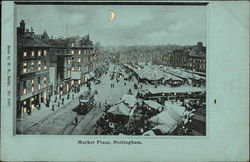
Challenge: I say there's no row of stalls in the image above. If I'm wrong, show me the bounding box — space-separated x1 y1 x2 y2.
123 63 205 87
124 64 186 87
165 67 206 87
96 93 196 135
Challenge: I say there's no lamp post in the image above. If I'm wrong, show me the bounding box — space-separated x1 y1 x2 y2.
154 70 158 88
137 68 141 95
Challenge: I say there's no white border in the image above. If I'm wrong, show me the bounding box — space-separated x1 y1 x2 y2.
1 1 249 161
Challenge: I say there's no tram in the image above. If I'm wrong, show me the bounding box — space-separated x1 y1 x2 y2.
78 92 95 114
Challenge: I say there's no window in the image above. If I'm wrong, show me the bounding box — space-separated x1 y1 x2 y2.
38 51 41 56
23 62 27 73
44 77 47 87
78 50 81 54
77 57 81 63
72 67 74 71
71 50 74 55
44 61 47 70
23 68 27 73
23 52 27 57
23 88 27 94
38 77 41 90
43 92 47 100
38 60 41 71
44 50 47 56
31 79 34 93
23 81 27 94
67 59 71 64
31 97 35 109
31 51 34 56
66 84 69 92
67 70 71 76
71 43 74 47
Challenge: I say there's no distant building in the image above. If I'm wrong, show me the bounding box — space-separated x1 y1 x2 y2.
17 20 51 115
45 38 72 95
44 34 104 93
186 42 206 72
162 42 206 72
68 35 103 87
41 30 49 41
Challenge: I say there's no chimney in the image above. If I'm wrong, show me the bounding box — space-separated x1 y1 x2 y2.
197 42 203 47
19 20 25 35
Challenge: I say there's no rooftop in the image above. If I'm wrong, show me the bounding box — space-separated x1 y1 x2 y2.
17 35 50 48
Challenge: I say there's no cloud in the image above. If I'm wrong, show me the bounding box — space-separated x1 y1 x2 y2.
16 5 207 46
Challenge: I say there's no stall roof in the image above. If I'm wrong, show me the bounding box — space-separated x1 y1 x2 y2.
163 73 183 81
122 94 137 108
152 124 172 134
144 100 163 109
142 130 156 136
148 86 205 94
167 68 206 80
164 102 186 121
108 103 131 116
149 111 178 128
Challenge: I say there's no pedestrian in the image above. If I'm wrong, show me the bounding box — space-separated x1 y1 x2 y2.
94 124 98 135
62 98 64 105
75 116 78 125
52 104 54 111
99 102 101 109
58 101 60 107
72 93 74 99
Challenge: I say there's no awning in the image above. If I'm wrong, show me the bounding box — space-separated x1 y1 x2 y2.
86 71 95 79
142 130 156 136
71 71 81 80
79 99 89 103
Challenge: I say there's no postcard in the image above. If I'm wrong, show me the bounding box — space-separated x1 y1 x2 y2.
1 1 249 161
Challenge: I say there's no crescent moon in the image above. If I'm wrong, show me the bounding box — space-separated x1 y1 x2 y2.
109 10 116 21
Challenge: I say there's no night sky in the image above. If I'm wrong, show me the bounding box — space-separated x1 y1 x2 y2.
17 5 207 46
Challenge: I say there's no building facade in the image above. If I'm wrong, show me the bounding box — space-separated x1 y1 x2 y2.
17 20 51 115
